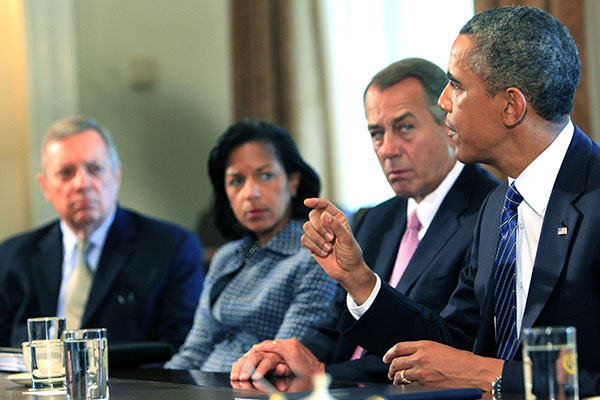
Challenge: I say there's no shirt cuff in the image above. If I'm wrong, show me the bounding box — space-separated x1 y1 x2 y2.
346 274 382 320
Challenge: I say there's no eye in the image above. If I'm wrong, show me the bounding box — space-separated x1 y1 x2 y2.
86 163 104 175
56 166 75 180
260 172 274 181
395 124 414 133
227 176 243 187
369 129 384 138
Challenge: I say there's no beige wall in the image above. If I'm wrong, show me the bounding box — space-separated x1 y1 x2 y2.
73 0 233 240
0 0 30 239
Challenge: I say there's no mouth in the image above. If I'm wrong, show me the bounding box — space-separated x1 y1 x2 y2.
245 208 267 219
386 168 413 181
71 198 97 210
445 119 458 136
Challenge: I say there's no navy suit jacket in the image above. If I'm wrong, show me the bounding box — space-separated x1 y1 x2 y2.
338 127 600 396
0 206 204 352
301 163 499 382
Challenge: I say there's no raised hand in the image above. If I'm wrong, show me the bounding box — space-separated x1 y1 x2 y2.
302 198 377 305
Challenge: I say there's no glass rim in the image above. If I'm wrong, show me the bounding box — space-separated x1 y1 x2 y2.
27 316 66 323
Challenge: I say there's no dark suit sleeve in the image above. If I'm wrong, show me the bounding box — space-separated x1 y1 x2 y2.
301 284 348 363
336 202 489 358
153 230 204 351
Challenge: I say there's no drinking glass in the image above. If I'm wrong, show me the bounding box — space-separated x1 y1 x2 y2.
522 326 578 400
64 328 109 400
27 316 67 391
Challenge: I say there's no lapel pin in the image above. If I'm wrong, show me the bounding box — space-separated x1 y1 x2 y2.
557 227 568 236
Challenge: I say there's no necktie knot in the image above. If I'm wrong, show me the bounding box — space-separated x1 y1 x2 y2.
407 210 421 232
504 182 523 211
77 240 92 262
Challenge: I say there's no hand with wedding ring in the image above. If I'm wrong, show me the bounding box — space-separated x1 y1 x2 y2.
383 340 504 390
400 369 412 384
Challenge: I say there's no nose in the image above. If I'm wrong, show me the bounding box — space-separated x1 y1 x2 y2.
438 82 453 113
73 168 91 189
242 179 260 199
379 132 402 160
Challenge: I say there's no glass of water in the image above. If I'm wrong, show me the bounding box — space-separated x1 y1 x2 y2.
27 316 67 391
522 326 578 400
64 328 109 400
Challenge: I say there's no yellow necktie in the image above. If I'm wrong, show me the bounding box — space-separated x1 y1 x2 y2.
65 240 93 330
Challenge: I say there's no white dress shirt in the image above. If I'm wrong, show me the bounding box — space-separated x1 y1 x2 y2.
348 160 465 316
56 207 117 317
349 122 574 330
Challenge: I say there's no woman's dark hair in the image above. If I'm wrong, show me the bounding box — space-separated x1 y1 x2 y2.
208 118 321 240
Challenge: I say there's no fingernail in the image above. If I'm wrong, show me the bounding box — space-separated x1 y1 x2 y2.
239 373 248 380
325 233 334 241
324 212 332 223
323 243 332 251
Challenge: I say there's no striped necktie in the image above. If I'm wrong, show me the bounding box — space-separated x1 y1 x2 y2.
65 240 93 330
494 182 523 360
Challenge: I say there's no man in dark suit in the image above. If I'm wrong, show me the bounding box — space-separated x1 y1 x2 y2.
230 58 498 382
298 6 600 397
0 116 204 354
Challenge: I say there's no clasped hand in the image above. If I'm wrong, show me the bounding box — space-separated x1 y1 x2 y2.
230 338 324 381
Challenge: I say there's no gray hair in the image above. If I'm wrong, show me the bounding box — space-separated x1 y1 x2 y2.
364 58 448 126
41 116 121 172
460 6 579 123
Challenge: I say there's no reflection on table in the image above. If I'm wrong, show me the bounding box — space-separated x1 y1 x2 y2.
1 369 483 400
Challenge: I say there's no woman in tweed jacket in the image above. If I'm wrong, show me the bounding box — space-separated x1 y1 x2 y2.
165 119 337 372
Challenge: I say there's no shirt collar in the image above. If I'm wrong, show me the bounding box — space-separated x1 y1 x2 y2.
512 121 574 217
60 206 118 258
407 160 464 230
243 219 305 256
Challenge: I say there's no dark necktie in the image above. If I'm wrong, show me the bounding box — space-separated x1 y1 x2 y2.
494 182 523 360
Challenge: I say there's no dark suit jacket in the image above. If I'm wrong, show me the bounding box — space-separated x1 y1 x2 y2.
0 206 204 353
338 126 600 396
301 163 499 382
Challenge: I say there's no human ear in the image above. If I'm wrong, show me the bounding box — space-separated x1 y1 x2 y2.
502 87 527 128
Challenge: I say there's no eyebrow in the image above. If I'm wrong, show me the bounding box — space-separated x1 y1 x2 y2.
447 71 461 85
367 112 415 131
225 163 273 176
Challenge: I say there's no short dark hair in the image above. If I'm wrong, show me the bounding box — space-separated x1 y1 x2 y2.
208 119 321 240
460 6 580 122
364 58 448 125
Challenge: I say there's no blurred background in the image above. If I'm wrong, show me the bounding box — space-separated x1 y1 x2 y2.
2 0 598 248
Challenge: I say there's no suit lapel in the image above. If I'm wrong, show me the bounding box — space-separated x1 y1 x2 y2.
521 128 589 331
32 224 63 316
397 165 472 293
82 207 134 325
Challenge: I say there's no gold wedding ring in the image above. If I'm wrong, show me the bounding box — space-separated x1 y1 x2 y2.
400 369 412 384
272 340 278 344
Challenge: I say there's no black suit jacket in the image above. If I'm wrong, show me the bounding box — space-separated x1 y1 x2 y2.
301 163 499 382
0 206 204 352
338 126 600 396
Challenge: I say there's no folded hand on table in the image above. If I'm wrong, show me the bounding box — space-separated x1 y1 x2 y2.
230 338 324 381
